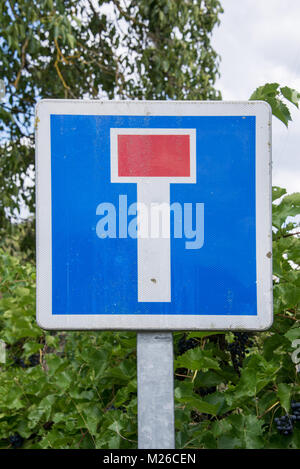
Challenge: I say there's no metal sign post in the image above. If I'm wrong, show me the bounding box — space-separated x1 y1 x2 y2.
35 100 273 449
137 332 174 449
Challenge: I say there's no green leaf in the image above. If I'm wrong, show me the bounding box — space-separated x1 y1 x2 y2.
249 82 299 126
175 348 220 371
211 418 232 438
175 381 219 415
203 392 228 415
28 395 56 426
78 404 101 436
272 192 300 228
23 341 42 357
263 334 288 361
193 370 224 388
277 383 292 413
272 186 287 202
176 394 218 415
217 435 242 449
268 97 291 127
280 86 300 108
54 370 73 390
285 327 300 342
226 355 279 407
249 82 280 100
242 416 264 449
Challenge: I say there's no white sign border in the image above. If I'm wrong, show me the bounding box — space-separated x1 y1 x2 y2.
35 100 272 331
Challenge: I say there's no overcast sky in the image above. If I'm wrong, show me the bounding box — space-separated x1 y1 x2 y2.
211 0 300 194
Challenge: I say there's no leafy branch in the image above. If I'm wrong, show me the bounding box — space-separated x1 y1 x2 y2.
250 83 300 127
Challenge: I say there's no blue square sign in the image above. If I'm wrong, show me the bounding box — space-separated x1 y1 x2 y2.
35 100 272 330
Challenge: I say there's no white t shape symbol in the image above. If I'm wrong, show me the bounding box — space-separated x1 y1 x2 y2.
111 128 196 303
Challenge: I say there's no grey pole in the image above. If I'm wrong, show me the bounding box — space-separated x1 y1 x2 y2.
137 332 175 449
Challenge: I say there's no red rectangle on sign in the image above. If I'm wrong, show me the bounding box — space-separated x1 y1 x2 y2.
118 134 190 177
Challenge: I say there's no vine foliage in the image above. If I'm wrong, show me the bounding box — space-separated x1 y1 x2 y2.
0 123 299 449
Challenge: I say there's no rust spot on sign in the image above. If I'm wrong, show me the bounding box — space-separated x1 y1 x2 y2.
34 116 40 130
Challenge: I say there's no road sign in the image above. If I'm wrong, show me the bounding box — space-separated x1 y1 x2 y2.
35 100 273 331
